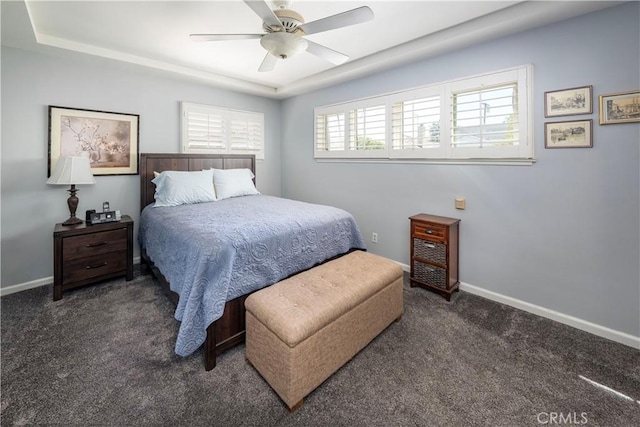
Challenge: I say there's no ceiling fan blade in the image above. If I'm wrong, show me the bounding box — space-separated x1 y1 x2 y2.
190 34 262 42
299 6 374 35
243 0 282 30
305 40 349 65
258 53 278 72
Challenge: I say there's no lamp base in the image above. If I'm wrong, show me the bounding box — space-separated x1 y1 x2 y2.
61 216 83 226
61 184 82 226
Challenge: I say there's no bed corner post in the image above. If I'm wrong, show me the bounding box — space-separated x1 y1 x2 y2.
205 324 217 370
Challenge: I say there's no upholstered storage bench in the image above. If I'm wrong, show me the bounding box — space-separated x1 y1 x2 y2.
245 250 404 411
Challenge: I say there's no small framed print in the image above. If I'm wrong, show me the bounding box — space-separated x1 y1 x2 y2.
599 90 640 124
545 120 593 149
544 86 592 117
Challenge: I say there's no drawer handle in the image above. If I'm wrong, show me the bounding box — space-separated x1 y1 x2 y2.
86 241 108 248
426 230 433 234
423 243 436 249
424 266 435 272
86 262 108 270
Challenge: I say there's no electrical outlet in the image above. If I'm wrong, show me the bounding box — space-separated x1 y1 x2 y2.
372 232 378 243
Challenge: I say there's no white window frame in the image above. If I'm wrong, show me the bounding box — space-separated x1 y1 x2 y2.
314 65 533 163
314 99 389 159
181 102 265 160
388 85 444 159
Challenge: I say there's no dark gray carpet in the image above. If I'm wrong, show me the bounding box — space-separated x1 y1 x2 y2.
2 268 639 426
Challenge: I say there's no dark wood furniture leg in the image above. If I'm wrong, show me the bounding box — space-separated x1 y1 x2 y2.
205 325 217 371
204 294 248 371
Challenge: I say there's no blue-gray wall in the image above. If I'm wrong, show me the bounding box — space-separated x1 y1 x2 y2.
1 47 282 286
280 3 640 337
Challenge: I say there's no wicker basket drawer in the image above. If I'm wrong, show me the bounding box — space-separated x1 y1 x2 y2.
413 238 446 264
412 260 447 289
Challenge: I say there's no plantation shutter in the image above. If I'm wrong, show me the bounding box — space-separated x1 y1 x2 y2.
348 105 386 151
447 67 530 159
451 83 519 149
314 65 532 161
315 112 346 152
229 112 264 155
391 94 441 157
181 102 264 159
314 103 388 158
185 109 226 151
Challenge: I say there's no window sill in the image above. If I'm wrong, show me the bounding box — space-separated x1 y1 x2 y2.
314 158 536 166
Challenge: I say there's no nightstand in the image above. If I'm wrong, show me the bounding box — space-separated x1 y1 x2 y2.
53 215 133 301
409 213 460 301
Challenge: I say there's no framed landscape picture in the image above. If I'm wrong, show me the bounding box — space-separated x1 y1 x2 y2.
599 90 640 124
544 86 592 117
545 120 593 148
48 106 140 176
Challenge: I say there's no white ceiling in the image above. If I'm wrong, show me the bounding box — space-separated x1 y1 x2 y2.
1 1 624 98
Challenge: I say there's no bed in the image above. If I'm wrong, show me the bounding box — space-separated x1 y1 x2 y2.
138 153 365 370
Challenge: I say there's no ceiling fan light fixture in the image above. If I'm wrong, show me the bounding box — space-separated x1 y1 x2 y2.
260 32 308 59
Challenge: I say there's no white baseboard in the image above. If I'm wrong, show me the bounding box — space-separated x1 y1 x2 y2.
0 276 54 296
396 261 639 350
0 256 142 297
460 282 640 350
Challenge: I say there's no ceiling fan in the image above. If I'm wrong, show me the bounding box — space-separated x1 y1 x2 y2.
190 0 374 72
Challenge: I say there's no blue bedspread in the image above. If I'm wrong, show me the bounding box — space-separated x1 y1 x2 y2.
139 195 365 356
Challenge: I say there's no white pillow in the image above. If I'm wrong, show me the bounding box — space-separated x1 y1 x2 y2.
212 168 260 200
152 169 216 207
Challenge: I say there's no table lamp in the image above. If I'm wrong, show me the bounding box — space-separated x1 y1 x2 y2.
47 156 96 225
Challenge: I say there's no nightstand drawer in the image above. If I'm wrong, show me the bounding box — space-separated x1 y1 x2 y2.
413 238 447 264
63 229 127 261
413 223 446 242
62 251 127 285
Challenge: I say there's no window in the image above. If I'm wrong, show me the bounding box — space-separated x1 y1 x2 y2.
390 87 442 158
315 112 345 152
314 65 533 162
181 102 264 160
349 105 386 151
314 101 388 159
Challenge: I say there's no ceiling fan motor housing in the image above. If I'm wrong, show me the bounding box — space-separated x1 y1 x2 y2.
263 8 305 34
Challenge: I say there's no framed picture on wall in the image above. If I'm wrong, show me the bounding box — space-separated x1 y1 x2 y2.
599 90 640 124
48 106 140 176
544 86 593 117
545 119 593 148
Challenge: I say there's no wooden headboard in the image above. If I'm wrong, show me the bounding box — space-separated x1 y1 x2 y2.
139 153 256 211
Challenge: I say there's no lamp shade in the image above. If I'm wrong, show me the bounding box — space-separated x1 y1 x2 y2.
47 156 96 185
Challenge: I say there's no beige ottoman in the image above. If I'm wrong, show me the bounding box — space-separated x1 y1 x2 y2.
245 250 404 411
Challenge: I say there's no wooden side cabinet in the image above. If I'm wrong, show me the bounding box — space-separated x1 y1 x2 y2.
53 215 133 301
409 213 460 301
